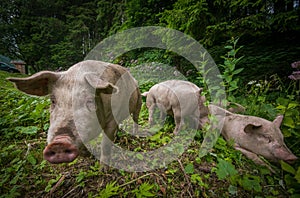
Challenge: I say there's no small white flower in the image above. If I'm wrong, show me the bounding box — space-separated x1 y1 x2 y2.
247 80 256 85
255 83 262 87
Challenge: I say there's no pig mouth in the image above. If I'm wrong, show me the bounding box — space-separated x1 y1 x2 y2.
283 156 298 164
272 147 298 164
43 141 79 164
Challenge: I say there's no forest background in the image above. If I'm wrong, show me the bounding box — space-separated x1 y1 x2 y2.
1 0 299 79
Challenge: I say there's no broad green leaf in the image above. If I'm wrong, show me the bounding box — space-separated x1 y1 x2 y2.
288 102 299 109
280 160 296 175
276 105 286 111
215 158 238 180
191 174 202 184
283 117 295 128
27 154 37 165
232 68 244 75
276 97 289 106
281 128 292 137
184 163 194 174
148 131 161 141
295 166 300 183
240 175 262 192
228 49 235 57
224 45 233 49
224 75 232 82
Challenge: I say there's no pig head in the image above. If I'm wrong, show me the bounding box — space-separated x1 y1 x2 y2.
8 60 142 164
209 105 298 171
142 80 208 134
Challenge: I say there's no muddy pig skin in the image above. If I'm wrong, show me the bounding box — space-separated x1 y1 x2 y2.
142 80 208 134
8 60 142 164
209 105 298 171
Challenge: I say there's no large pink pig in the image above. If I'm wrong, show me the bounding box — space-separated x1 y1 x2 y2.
8 60 142 164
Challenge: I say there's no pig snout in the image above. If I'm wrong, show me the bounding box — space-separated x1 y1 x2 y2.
285 155 298 164
282 153 298 164
273 146 298 164
43 140 79 164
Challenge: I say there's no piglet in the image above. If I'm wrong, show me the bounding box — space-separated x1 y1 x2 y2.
142 80 208 134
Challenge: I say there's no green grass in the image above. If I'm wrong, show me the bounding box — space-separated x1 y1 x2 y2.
0 68 300 197
0 71 27 89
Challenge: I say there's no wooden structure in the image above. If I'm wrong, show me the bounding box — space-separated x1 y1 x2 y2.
11 60 26 74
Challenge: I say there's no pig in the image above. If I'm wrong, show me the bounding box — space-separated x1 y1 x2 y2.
198 102 246 129
7 60 142 164
209 105 298 171
142 80 208 134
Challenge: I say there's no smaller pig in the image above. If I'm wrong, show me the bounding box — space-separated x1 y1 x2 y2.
209 105 298 171
142 80 208 134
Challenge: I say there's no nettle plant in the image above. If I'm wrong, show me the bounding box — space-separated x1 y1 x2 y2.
196 37 244 106
219 37 244 102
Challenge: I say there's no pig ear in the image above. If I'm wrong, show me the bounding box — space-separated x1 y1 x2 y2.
273 115 283 128
85 73 119 94
196 88 203 95
244 123 262 133
199 88 203 93
141 92 149 97
7 71 59 96
208 104 232 116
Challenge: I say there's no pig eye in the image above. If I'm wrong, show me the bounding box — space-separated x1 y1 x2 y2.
262 135 272 143
50 96 56 108
86 99 96 112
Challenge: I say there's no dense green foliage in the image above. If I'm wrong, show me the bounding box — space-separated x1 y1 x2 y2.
1 0 300 79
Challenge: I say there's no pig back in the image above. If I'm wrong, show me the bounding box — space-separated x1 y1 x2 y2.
150 80 202 116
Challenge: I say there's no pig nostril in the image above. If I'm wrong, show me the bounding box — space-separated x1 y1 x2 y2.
64 149 72 154
44 150 56 157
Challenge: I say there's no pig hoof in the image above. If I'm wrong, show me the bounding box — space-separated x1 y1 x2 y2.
43 142 79 164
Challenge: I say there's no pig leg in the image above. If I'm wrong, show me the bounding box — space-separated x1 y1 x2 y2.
173 108 183 135
101 120 118 164
235 146 275 173
157 103 166 125
159 111 167 126
160 111 166 120
132 98 142 134
148 104 156 126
